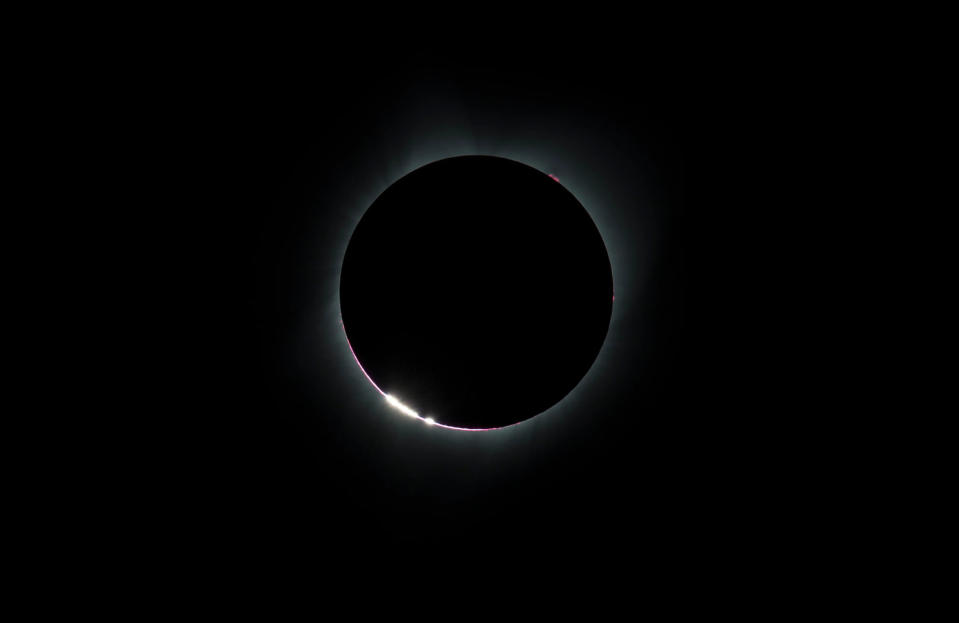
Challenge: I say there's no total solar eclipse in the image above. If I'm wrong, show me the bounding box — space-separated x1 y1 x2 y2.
340 155 613 430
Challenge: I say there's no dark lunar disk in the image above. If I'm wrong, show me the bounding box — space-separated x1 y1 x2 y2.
340 156 613 429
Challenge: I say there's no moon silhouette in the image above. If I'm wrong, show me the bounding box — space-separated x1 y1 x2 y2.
340 155 613 430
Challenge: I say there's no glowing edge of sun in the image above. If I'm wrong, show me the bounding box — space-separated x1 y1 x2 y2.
342 320 508 432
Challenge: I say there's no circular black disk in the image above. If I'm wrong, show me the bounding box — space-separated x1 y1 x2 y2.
340 156 613 429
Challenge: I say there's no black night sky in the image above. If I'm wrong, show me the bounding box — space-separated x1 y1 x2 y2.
143 30 839 580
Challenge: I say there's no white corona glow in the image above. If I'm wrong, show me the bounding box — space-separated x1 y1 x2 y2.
424 417 435 425
385 394 420 418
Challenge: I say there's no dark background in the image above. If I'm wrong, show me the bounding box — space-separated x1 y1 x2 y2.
133 27 845 580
